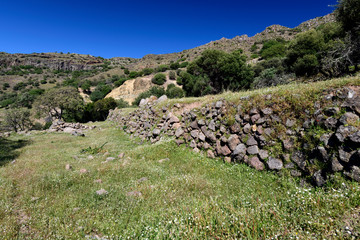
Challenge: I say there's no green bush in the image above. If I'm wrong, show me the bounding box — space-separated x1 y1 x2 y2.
90 84 112 102
184 49 254 96
142 68 154 75
166 85 184 99
169 71 176 80
132 86 165 106
116 98 129 108
260 39 287 60
152 73 166 85
156 65 169 72
170 62 180 70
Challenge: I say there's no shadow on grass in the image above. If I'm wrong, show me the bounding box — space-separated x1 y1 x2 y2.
0 138 30 166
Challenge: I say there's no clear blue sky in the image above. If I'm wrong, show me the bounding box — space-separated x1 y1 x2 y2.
0 0 337 59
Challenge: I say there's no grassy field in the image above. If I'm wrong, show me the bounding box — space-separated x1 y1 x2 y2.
0 121 359 239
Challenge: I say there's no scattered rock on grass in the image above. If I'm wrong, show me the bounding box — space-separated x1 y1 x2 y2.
96 189 108 196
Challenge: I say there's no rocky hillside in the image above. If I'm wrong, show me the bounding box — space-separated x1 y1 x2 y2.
0 52 136 71
126 13 335 70
108 76 360 186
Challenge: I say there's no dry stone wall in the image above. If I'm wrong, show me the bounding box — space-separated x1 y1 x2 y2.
108 87 360 186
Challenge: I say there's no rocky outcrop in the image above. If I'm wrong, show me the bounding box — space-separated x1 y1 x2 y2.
108 86 360 186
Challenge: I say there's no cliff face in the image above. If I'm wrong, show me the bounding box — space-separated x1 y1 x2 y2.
108 83 360 187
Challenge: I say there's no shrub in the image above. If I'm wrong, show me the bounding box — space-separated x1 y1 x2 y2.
166 85 184 99
170 62 180 70
169 71 176 80
152 73 166 85
90 84 112 102
156 65 169 72
132 86 165 106
142 68 154 75
116 98 129 108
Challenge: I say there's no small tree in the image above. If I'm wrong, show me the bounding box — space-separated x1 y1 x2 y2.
34 87 84 120
152 73 166 85
3 108 32 132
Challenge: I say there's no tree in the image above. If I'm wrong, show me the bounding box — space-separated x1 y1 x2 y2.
260 39 287 59
186 49 254 96
152 73 166 85
34 87 84 120
336 0 360 33
93 97 117 121
3 108 32 132
90 84 112 102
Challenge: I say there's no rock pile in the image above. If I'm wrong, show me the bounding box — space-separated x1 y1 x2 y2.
48 121 96 136
108 87 360 186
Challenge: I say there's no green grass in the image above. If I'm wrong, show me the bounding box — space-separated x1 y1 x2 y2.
0 121 359 239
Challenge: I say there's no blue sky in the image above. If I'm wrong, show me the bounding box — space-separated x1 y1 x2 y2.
0 0 337 59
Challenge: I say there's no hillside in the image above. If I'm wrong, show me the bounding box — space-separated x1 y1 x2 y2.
0 76 359 239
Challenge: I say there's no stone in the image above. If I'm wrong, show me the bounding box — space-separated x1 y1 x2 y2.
207 150 216 159
344 166 360 182
118 153 125 159
227 135 240 151
243 123 251 134
233 144 247 156
190 140 197 148
158 158 170 163
349 131 360 145
292 151 306 171
331 156 344 172
218 145 231 156
282 138 294 151
261 108 273 115
215 101 223 109
291 170 302 177
175 139 185 146
152 128 161 136
220 125 227 133
320 133 332 146
339 149 351 163
65 164 72 170
263 128 273 136
230 123 241 133
201 126 216 142
247 145 259 155
203 142 211 149
324 117 338 129
224 157 232 163
220 136 228 143
106 157 115 162
80 168 88 174
208 120 216 131
339 112 359 126
126 191 142 197
198 119 206 126
316 146 329 162
267 157 283 170
156 95 168 104
259 150 269 160
248 156 264 171
175 128 184 138
63 127 76 133
87 155 94 160
198 132 206 142
190 121 199 130
193 148 200 153
190 130 199 139
96 189 108 195
286 119 296 128
94 179 102 183
246 136 258 146
250 114 260 124
249 108 259 115
285 162 295 169
313 170 326 187
172 123 181 129
335 125 357 142
168 115 180 124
